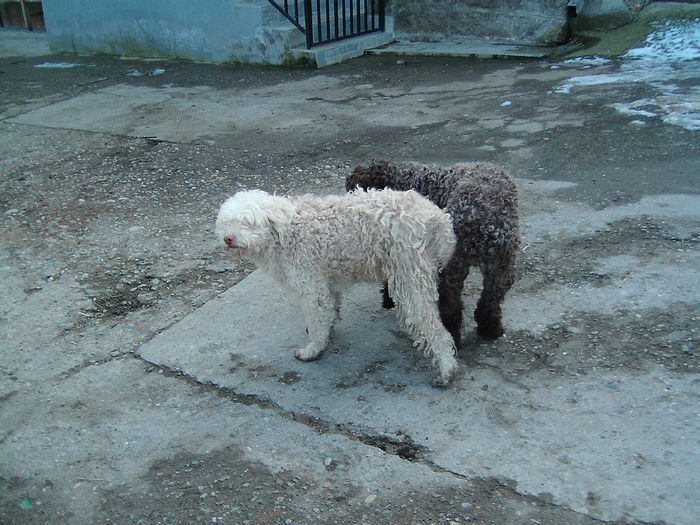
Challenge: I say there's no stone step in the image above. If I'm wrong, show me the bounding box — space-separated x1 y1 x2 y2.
288 16 394 67
240 0 393 67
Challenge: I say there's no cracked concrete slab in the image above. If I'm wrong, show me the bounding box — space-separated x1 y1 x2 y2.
6 75 584 145
370 38 552 59
1 357 608 525
139 183 700 525
2 20 699 525
0 358 454 522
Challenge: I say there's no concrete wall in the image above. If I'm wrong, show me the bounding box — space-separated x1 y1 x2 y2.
42 0 293 64
388 0 572 45
41 0 663 64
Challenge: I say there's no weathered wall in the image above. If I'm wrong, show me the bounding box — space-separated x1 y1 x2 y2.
42 0 293 64
575 0 655 31
388 0 571 45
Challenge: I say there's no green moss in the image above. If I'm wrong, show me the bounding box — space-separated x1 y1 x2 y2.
564 6 700 59
281 49 316 68
102 36 172 60
74 35 318 68
536 24 569 46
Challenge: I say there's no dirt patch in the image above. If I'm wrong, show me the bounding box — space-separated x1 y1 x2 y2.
516 216 700 293
82 258 255 321
11 445 605 525
471 302 699 378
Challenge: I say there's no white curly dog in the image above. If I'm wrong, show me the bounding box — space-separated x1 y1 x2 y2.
215 188 458 386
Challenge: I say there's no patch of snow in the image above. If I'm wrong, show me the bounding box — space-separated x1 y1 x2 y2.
34 62 81 69
562 56 612 66
553 18 700 131
624 19 700 62
610 99 658 118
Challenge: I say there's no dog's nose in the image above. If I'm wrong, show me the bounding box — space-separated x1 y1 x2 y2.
223 234 236 247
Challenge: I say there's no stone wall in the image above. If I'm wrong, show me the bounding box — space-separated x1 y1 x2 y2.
388 0 571 45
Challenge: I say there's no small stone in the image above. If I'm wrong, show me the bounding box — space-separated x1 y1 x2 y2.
137 292 156 304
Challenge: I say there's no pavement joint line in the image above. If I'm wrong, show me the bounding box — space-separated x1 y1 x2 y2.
132 355 634 524
57 352 130 381
416 462 625 524
1 118 192 144
1 92 98 122
4 344 648 524
133 354 428 460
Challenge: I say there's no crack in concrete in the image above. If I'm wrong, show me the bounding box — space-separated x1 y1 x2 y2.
135 354 427 459
436 468 627 525
58 352 129 380
133 354 641 524
4 346 648 524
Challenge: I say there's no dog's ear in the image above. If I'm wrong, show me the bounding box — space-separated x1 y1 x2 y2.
345 171 360 192
262 198 292 241
268 215 282 241
267 214 293 242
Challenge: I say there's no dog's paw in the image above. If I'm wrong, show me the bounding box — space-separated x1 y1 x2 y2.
431 355 458 388
295 343 323 362
476 325 504 340
475 316 504 340
431 375 452 388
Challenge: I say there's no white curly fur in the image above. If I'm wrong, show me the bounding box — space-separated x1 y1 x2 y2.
215 188 459 386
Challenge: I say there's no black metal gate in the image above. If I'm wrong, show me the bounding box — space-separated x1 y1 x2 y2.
268 0 385 49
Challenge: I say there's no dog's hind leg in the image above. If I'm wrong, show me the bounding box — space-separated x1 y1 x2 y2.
438 254 470 348
474 257 515 339
389 271 458 387
381 281 395 309
330 286 342 321
295 285 337 362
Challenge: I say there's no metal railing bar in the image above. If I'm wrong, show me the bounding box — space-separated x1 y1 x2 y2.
269 0 305 32
303 0 313 48
351 0 355 33
316 0 321 43
334 0 339 39
267 0 384 49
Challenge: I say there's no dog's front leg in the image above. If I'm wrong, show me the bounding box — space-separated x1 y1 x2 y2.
295 288 336 362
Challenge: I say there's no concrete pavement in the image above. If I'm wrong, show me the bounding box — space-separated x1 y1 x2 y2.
138 267 699 524
2 12 699 524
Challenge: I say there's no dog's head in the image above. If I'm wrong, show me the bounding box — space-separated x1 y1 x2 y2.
215 189 292 258
345 159 393 192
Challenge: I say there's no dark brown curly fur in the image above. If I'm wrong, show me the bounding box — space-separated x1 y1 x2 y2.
346 160 520 346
